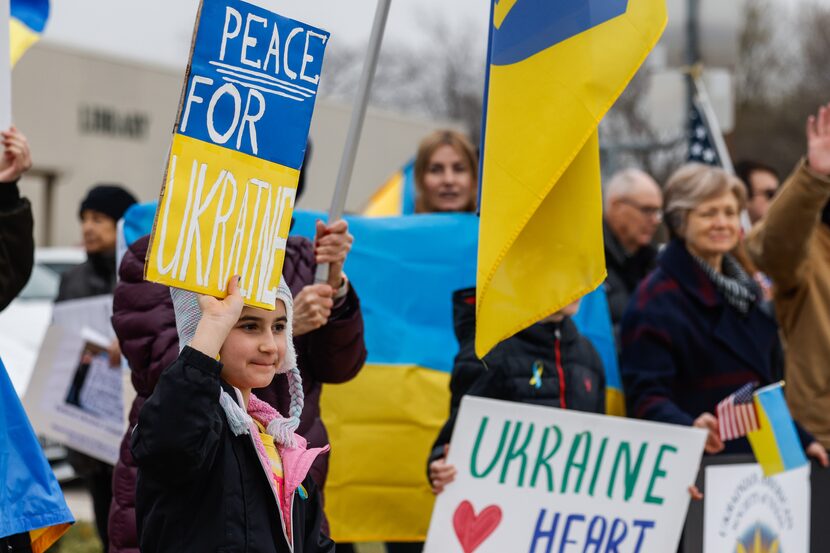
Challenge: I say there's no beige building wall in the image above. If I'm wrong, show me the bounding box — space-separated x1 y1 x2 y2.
11 43 459 247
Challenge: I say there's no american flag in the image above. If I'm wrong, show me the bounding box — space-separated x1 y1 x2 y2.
716 382 760 441
687 101 722 166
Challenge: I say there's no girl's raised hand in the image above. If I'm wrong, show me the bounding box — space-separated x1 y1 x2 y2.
190 276 244 358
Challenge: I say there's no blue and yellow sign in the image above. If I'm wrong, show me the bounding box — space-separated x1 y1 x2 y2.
146 0 328 309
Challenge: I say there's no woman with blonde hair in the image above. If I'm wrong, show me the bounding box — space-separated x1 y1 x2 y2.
620 163 827 465
413 129 478 214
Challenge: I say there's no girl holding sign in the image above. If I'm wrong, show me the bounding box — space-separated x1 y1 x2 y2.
131 276 334 552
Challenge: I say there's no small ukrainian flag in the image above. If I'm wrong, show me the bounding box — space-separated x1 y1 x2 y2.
362 159 416 217
747 382 808 477
10 0 49 66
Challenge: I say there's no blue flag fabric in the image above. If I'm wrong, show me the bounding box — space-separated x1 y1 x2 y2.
0 357 73 545
123 202 620 383
122 202 620 539
291 211 477 371
10 0 49 65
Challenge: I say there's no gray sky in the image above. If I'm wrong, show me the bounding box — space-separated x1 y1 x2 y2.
43 0 490 72
40 0 806 74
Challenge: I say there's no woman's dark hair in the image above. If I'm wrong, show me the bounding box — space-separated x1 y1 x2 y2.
735 160 779 196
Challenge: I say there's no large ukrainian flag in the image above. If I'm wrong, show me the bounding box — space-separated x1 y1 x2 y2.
476 0 667 357
121 203 621 540
10 0 49 65
1 358 73 551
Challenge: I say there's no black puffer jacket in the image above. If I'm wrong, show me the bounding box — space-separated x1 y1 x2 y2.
428 288 605 467
0 181 33 312
132 347 334 553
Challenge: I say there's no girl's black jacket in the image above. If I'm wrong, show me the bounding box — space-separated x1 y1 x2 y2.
428 287 606 470
132 346 334 553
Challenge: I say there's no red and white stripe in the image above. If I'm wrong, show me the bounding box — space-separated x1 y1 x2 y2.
717 396 760 441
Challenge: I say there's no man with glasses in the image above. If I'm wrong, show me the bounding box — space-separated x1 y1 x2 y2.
736 160 780 225
602 168 663 340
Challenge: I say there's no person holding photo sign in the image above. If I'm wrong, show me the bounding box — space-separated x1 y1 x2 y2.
132 276 334 553
58 183 137 552
619 163 828 466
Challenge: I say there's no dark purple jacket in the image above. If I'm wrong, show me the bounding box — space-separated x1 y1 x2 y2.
108 234 366 553
108 236 179 553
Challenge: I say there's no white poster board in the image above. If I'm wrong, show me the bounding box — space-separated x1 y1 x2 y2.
424 397 707 553
704 463 810 553
23 295 129 464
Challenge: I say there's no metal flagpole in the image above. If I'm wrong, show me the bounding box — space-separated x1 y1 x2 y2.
315 0 392 285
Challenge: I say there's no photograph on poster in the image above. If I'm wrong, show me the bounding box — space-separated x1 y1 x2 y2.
704 463 810 553
63 339 121 421
23 296 126 465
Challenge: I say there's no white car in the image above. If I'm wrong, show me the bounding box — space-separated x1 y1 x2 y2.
0 247 85 395
0 247 85 482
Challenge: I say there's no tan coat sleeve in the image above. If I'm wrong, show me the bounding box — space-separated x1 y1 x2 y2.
747 159 830 293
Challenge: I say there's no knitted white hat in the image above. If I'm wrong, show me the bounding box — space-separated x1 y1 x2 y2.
169 279 303 445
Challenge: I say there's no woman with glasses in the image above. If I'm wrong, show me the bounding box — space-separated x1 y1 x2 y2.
619 163 828 465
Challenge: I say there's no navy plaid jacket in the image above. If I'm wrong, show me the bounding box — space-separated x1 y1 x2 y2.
620 239 811 454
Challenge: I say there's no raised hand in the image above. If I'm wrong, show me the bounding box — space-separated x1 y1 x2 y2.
190 275 244 358
315 219 353 289
807 102 830 176
0 126 33 183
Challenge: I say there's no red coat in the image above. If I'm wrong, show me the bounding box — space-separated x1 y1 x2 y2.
108 234 366 553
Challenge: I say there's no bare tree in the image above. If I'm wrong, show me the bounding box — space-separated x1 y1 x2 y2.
734 0 792 107
318 13 486 142
731 0 830 177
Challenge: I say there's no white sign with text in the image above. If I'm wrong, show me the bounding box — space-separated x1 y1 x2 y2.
23 296 127 464
424 397 707 553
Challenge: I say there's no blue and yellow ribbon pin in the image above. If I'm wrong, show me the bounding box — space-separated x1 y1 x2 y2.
529 360 543 389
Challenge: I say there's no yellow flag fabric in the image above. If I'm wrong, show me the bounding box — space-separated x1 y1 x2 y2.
321 364 450 541
362 159 416 217
476 0 668 357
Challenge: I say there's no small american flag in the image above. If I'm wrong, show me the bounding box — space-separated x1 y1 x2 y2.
716 382 760 441
687 101 722 167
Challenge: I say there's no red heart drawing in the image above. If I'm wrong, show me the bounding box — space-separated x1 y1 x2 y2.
452 500 502 553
